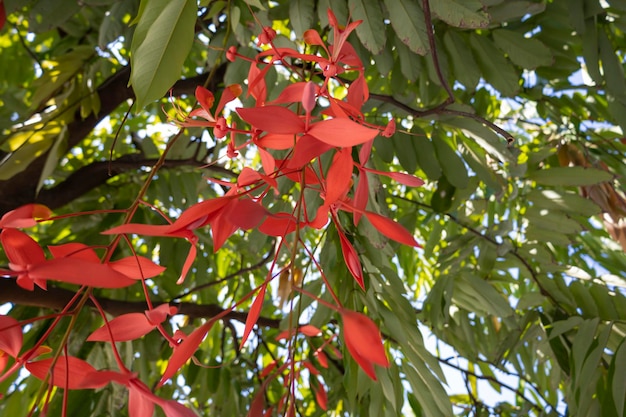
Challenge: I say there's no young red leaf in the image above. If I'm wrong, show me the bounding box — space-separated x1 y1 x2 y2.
109 255 166 279
0 204 52 228
315 351 329 368
258 213 298 237
215 84 243 114
0 1 5 31
340 309 389 380
288 134 333 169
195 86 215 117
236 106 304 134
366 169 425 187
337 230 364 289
145 304 177 325
308 118 379 147
353 171 369 225
268 82 308 105
364 212 419 247
161 400 197 417
324 147 353 205
241 285 267 348
225 198 268 230
313 380 328 411
1 229 46 266
256 133 296 150
303 29 326 48
258 147 276 175
0 315 22 358
25 356 107 389
208 211 238 251
302 81 317 113
299 324 322 337
87 313 156 342
158 320 213 387
129 385 155 417
30 258 137 288
48 242 100 262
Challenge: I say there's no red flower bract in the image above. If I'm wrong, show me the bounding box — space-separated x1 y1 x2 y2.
340 309 389 380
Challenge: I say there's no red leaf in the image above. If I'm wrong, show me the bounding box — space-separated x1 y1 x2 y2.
103 223 177 237
171 196 232 233
26 356 106 389
315 351 328 368
258 147 276 175
237 106 304 134
313 380 328 411
308 118 379 147
144 304 177 325
0 1 5 31
299 324 322 337
340 309 389 380
353 170 369 225
129 385 155 417
268 82 308 105
347 74 368 111
241 285 266 348
367 169 425 187
158 321 213 387
302 81 317 113
324 148 353 205
1 229 46 265
0 204 51 228
109 255 166 279
209 211 238 251
256 133 296 150
364 212 419 247
337 230 364 289
258 213 297 237
30 258 137 288
248 388 266 417
87 313 155 342
303 29 325 48
49 243 100 262
288 134 332 169
0 315 22 358
195 86 215 118
161 400 197 417
225 199 268 230
247 63 269 105
216 84 242 114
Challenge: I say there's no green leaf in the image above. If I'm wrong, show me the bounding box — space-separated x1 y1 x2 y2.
526 189 602 216
487 0 546 24
383 0 428 55
289 0 315 38
443 30 480 90
432 136 469 189
242 0 266 10
492 29 553 69
525 207 583 234
37 126 68 194
529 166 613 186
431 0 489 28
349 0 387 54
130 0 197 110
611 340 626 417
469 33 520 96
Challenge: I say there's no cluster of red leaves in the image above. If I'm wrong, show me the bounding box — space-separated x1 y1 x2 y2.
0 9 423 416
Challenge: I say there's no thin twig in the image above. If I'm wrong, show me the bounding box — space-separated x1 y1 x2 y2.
422 0 455 103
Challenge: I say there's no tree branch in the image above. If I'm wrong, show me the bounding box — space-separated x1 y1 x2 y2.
0 279 281 328
0 64 227 216
35 154 234 210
